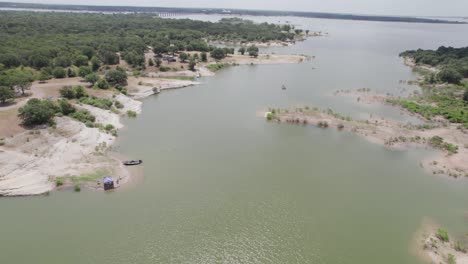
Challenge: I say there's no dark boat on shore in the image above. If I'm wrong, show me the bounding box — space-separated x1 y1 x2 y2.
123 160 143 166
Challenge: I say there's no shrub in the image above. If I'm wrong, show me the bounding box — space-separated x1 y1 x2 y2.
73 85 87 99
114 100 124 109
436 228 449 242
55 178 64 186
266 112 273 120
207 63 225 72
105 124 114 131
52 67 66 78
447 253 456 264
127 110 137 118
79 96 113 110
69 109 95 123
201 52 207 62
318 121 329 128
78 66 92 77
159 66 171 72
105 69 127 86
454 241 466 253
59 99 76 115
84 73 99 85
0 86 15 104
67 68 77 78
18 99 57 126
74 184 81 192
95 78 109 89
438 68 463 84
59 86 75 99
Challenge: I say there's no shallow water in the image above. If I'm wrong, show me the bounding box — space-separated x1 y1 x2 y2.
1 15 468 264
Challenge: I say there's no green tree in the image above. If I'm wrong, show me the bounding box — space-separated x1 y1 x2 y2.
148 58 154 66
78 66 92 77
67 68 77 78
201 52 208 62
152 42 169 56
238 47 246 55
0 54 21 68
84 73 99 85
18 98 57 126
168 46 178 56
52 67 66 78
91 56 101 72
179 52 189 62
54 56 71 68
81 47 94 59
210 48 226 60
155 58 162 67
73 55 89 67
437 68 463 84
38 68 52 81
0 86 15 104
463 89 468 103
105 69 127 86
188 59 196 71
4 68 34 95
247 45 259 58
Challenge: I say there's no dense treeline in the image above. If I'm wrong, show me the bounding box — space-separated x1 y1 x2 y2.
0 12 296 72
396 46 468 128
0 2 464 24
400 46 468 84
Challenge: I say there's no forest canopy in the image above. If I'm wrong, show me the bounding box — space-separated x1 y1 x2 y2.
0 12 297 72
400 46 468 84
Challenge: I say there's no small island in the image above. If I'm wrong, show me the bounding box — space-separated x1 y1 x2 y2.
264 46 468 178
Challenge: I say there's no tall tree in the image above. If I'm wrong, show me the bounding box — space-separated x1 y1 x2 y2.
0 86 15 104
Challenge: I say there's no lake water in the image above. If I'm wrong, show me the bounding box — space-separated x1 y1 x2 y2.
1 15 468 264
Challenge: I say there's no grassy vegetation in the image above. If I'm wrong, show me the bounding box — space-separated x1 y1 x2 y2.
454 241 466 253
448 253 456 264
74 184 81 192
436 228 450 242
388 87 468 128
55 178 64 186
207 63 227 72
158 76 195 81
429 136 459 154
69 109 96 124
71 170 108 183
79 96 113 110
127 110 137 118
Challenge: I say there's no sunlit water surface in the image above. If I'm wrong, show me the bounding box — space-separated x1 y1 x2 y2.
1 15 468 264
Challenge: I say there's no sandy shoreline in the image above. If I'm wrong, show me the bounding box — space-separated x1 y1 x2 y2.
265 105 468 178
0 53 308 196
411 218 468 264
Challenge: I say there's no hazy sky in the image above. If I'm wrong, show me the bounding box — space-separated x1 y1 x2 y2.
5 0 468 17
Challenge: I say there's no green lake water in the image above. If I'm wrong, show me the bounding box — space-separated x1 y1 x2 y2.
1 15 468 264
